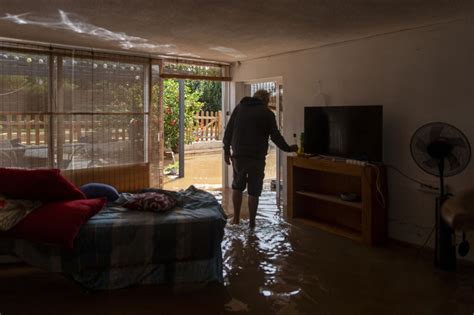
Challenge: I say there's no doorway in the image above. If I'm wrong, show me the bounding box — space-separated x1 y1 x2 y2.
162 79 223 191
243 80 284 206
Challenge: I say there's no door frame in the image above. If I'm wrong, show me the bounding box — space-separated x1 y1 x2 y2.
226 77 284 204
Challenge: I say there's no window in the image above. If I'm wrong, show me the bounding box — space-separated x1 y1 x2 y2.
0 50 51 168
0 49 149 171
56 55 148 170
161 60 230 81
0 41 230 190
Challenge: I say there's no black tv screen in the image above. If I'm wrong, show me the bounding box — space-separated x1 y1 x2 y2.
304 105 383 161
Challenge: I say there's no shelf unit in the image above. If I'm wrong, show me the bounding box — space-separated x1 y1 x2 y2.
295 191 363 209
287 156 387 245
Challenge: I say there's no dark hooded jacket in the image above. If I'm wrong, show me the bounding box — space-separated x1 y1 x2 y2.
223 96 292 160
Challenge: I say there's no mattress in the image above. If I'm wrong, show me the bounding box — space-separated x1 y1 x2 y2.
4 186 227 289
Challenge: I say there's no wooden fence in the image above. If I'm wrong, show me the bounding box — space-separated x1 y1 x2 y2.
0 114 49 145
0 111 222 146
0 114 132 146
187 110 222 142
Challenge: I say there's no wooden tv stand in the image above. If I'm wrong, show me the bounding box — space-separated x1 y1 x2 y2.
287 156 387 245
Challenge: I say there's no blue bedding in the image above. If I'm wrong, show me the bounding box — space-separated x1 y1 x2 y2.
6 186 227 289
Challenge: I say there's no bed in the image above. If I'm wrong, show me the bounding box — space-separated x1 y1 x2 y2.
1 186 227 290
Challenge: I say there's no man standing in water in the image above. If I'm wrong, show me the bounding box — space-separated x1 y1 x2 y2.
223 89 298 228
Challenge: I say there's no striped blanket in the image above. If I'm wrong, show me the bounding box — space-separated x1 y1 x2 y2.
4 186 227 290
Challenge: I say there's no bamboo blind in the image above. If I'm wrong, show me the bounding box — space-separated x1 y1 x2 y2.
0 40 232 191
0 42 155 191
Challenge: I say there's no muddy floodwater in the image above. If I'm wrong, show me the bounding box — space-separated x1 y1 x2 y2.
1 190 473 315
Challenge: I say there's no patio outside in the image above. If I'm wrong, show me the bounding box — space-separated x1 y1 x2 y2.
162 79 280 193
163 142 277 192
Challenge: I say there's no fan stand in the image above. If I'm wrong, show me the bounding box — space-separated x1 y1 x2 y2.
411 122 471 271
434 158 457 271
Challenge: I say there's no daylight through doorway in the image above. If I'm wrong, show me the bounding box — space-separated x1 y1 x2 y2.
247 81 284 205
163 79 223 191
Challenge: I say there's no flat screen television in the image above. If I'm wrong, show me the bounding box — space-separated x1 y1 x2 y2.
304 105 383 162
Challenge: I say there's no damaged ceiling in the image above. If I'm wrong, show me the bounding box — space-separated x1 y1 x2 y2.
0 0 472 62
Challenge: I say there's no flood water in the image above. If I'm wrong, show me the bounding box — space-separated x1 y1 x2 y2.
1 190 473 314
215 190 474 315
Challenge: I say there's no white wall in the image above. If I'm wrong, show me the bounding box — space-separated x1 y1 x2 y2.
231 19 474 258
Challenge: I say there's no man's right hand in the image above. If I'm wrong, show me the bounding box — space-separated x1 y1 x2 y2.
224 153 231 165
289 144 298 152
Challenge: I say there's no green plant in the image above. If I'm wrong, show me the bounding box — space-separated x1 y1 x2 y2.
164 161 179 175
199 81 222 112
187 80 222 112
162 79 203 151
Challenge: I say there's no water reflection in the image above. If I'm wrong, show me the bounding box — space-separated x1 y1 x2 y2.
1 10 175 52
213 188 474 314
215 191 319 314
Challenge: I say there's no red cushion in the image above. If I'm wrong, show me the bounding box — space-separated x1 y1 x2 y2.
7 198 105 248
0 168 85 201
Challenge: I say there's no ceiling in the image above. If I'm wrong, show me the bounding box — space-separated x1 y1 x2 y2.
0 0 472 63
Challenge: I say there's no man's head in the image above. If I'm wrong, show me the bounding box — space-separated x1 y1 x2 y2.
253 89 270 106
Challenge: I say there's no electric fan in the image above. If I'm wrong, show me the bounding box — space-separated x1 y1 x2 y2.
410 122 471 270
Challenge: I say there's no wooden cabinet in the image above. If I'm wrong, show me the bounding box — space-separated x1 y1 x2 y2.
287 156 387 245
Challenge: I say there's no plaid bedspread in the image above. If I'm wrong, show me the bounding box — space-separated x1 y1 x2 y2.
5 186 227 290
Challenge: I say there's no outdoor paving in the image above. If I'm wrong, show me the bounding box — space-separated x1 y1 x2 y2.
163 148 277 191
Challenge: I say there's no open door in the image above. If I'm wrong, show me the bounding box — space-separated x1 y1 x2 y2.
242 80 284 207
163 79 224 191
275 83 284 207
